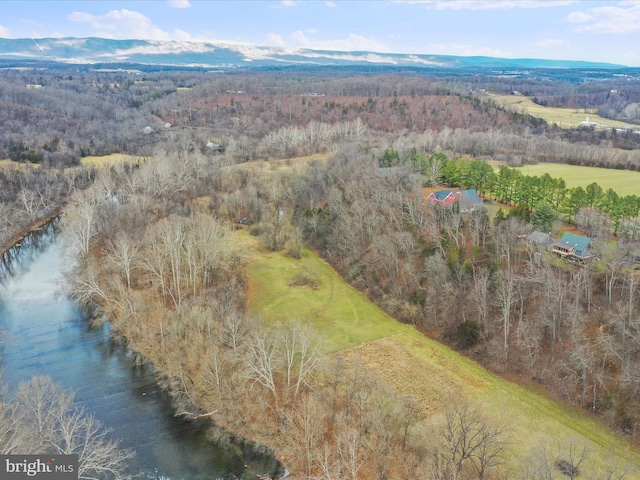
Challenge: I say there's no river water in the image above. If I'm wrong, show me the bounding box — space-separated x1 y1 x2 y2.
0 224 280 480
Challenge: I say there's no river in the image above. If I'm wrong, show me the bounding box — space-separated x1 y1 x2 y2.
0 223 281 480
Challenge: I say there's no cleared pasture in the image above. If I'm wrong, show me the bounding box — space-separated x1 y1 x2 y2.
227 152 331 174
0 159 37 169
242 230 640 475
490 93 637 130
81 153 145 168
514 162 640 196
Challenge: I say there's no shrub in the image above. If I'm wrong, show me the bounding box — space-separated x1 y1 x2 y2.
555 459 578 477
289 271 322 289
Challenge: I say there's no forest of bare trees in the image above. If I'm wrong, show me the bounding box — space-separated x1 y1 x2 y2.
2 67 640 478
50 125 638 477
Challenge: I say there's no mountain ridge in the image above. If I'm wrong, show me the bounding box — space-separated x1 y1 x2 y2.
0 37 627 70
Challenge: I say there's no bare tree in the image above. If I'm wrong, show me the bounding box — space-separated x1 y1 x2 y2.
495 270 520 351
555 440 589 480
243 321 319 421
61 193 98 262
6 376 133 480
288 394 325 478
436 402 507 480
105 231 139 288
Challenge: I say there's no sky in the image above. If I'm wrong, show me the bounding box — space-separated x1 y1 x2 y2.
0 0 639 66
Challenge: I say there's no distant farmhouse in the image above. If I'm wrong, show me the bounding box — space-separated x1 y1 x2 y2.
426 189 483 212
579 116 599 127
551 232 593 260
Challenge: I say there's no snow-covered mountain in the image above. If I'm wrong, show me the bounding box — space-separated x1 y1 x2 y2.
0 37 625 70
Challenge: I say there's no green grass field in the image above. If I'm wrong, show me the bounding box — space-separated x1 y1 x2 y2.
514 162 640 196
491 93 637 130
242 230 640 474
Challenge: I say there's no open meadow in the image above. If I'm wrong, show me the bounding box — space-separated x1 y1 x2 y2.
490 93 636 130
514 162 640 196
81 153 145 168
225 152 331 173
242 230 640 475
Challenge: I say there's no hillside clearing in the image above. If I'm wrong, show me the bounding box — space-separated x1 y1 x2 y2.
242 230 640 473
227 153 331 174
490 93 637 130
81 153 145 168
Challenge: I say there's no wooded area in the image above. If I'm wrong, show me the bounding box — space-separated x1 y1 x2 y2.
2 66 640 478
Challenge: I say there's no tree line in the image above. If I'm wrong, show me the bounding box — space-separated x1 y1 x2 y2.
4 68 640 174
55 129 640 477
290 142 640 444
382 150 640 238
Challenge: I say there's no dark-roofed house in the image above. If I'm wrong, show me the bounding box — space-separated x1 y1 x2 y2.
427 189 483 212
551 233 593 260
458 189 483 213
528 231 554 247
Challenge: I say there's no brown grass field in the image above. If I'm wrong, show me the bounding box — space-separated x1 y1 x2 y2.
490 93 638 130
81 153 145 168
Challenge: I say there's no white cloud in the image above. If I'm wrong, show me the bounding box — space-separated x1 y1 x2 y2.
536 38 564 47
566 11 592 23
398 0 577 10
67 9 182 40
325 1 337 7
425 42 512 57
295 51 397 63
54 38 87 47
567 3 640 33
110 41 215 57
266 33 286 46
0 25 10 37
173 29 194 41
167 0 192 8
274 29 392 52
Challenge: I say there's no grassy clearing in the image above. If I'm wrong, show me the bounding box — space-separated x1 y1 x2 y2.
514 162 640 196
491 93 636 129
244 231 404 352
228 153 331 174
0 159 37 170
81 153 145 168
242 229 640 473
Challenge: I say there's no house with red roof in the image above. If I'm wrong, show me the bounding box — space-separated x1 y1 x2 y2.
426 189 483 212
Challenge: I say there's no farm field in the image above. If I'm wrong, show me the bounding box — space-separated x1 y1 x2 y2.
242 230 640 475
0 159 37 169
490 93 637 130
81 153 145 168
513 162 640 196
227 152 331 173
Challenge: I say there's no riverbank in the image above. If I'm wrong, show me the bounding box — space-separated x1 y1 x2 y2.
0 229 280 479
0 204 63 258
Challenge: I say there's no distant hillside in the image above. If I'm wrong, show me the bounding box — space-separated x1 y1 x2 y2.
0 37 627 71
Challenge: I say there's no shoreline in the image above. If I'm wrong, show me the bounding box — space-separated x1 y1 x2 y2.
1 217 290 479
0 205 63 259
